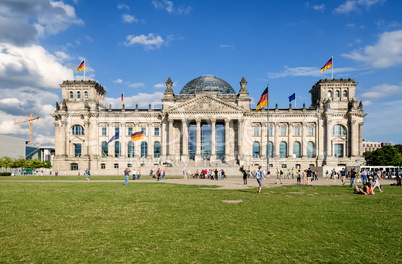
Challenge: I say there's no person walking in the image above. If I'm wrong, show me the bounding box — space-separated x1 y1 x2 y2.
275 168 283 184
350 168 357 187
242 168 248 185
84 169 90 181
256 166 266 193
124 168 130 186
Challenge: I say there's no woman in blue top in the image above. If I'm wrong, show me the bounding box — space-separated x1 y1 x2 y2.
256 166 266 193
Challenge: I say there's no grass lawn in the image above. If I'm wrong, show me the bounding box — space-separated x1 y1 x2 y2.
0 181 401 263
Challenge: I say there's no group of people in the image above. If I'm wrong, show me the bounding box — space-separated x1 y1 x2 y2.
182 168 226 180
123 168 142 185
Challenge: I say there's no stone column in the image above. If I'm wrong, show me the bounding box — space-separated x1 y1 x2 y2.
120 122 126 158
196 119 201 159
288 122 293 158
168 119 174 158
161 119 167 160
182 119 189 158
238 119 244 159
148 123 154 158
211 118 216 158
350 120 358 157
274 123 279 158
224 119 230 158
301 122 306 158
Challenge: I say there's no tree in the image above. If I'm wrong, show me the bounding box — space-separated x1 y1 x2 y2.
364 145 402 166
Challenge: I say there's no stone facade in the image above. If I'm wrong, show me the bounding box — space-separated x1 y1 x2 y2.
52 76 366 175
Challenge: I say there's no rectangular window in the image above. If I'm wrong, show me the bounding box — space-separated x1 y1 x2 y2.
142 127 146 135
101 127 107 136
253 127 259 136
308 127 314 136
127 163 132 168
74 144 81 157
334 144 344 157
269 126 273 136
71 163 78 170
155 127 160 136
115 127 120 134
281 127 286 136
128 127 133 136
101 163 106 169
114 163 119 169
294 127 300 136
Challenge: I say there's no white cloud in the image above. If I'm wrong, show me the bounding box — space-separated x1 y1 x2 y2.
363 100 402 140
154 83 165 89
124 34 165 50
151 0 191 15
360 83 402 102
114 79 124 84
0 43 74 89
334 0 385 14
129 83 145 88
267 66 360 78
122 14 138 23
117 4 130 10
342 30 402 68
0 0 82 46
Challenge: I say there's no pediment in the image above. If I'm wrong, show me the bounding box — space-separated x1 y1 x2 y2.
167 95 244 114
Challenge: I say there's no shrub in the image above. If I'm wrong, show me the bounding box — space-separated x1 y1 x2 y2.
0 172 12 176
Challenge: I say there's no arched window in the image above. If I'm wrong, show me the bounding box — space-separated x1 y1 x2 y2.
114 141 121 158
101 141 108 157
293 141 301 158
154 141 161 157
328 90 332 98
333 124 346 135
84 91 88 98
343 90 348 97
307 141 315 158
252 142 260 158
279 141 287 158
336 90 340 97
141 142 148 157
127 142 134 158
266 141 273 158
77 91 81 98
71 125 84 135
69 91 74 98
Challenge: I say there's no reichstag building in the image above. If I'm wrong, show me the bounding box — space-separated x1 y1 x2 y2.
52 75 366 175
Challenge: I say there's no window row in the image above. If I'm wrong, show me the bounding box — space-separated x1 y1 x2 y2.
252 141 316 158
328 90 348 98
253 126 315 136
253 124 347 136
100 127 159 136
101 141 161 158
71 162 134 170
69 90 88 99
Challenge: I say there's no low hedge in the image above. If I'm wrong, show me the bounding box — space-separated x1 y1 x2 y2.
0 172 12 176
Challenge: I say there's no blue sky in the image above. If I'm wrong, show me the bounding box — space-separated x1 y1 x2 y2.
1 0 402 145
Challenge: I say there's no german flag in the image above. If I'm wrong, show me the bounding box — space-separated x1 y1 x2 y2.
320 58 333 72
254 87 268 113
131 131 144 141
77 60 85 72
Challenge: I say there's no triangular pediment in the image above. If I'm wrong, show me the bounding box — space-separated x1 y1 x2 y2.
167 95 244 114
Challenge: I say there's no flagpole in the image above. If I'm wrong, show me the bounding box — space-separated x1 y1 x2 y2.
331 56 334 79
294 91 297 108
266 84 270 174
84 58 86 81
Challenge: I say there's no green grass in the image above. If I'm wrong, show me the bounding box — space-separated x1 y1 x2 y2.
0 182 401 263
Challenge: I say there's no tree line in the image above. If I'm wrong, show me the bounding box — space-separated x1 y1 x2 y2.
363 145 402 166
0 156 52 169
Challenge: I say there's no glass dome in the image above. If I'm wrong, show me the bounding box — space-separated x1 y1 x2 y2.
179 75 236 95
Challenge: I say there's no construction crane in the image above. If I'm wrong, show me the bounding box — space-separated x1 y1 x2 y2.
14 113 40 145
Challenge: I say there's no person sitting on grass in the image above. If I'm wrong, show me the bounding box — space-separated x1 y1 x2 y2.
354 182 375 195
